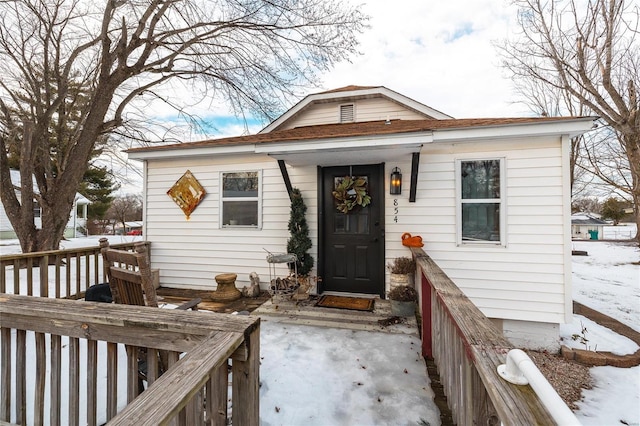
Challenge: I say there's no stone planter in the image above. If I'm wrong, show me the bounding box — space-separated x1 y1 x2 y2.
211 273 242 302
390 273 414 292
390 300 416 317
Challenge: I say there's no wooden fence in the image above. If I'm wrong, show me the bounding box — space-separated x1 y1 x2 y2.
412 247 559 425
0 293 260 425
0 241 141 299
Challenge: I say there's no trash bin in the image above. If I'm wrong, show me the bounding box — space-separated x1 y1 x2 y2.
588 230 598 240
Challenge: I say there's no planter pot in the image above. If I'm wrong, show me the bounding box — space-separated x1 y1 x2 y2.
389 273 414 292
212 273 242 302
390 300 416 317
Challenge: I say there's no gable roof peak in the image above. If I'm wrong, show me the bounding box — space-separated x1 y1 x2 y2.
260 85 453 133
317 85 382 94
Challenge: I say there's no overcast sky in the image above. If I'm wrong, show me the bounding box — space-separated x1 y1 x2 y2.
320 0 525 118
116 0 528 192
143 0 528 141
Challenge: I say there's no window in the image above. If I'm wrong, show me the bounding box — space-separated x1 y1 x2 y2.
221 171 261 228
457 159 504 244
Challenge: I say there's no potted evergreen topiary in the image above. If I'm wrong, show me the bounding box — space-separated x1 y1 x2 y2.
388 285 418 317
387 256 416 292
287 188 315 299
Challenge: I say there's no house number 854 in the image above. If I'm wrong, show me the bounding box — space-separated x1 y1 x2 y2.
393 199 398 222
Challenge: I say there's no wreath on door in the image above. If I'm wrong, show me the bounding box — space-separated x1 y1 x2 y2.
332 176 371 213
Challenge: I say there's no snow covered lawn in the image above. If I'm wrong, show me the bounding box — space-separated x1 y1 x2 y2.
566 241 639 426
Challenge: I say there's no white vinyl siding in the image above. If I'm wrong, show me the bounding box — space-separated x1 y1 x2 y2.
384 136 569 325
144 154 317 290
283 97 428 129
141 134 570 327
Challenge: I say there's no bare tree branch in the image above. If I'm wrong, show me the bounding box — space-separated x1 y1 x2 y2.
498 0 640 243
0 0 368 252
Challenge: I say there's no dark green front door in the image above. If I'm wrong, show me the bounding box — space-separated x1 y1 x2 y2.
320 164 385 297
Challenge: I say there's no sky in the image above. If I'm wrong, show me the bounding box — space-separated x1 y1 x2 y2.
318 0 524 119
1 229 638 425
111 0 525 193
140 0 525 142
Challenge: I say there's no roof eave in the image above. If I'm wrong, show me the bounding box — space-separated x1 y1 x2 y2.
432 117 598 142
127 144 255 161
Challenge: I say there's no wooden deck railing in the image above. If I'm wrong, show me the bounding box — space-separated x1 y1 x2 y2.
0 241 143 299
411 247 559 425
0 293 260 425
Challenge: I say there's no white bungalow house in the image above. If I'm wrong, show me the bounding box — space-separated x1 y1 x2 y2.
128 85 597 350
0 169 91 239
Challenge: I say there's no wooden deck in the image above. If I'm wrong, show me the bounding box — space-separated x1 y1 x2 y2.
0 294 260 425
156 288 419 334
156 287 271 313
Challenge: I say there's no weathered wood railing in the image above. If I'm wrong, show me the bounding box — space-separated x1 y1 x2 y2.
0 293 260 425
411 247 562 425
0 241 142 299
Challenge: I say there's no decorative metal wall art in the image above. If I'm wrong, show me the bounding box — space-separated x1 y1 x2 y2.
167 170 206 219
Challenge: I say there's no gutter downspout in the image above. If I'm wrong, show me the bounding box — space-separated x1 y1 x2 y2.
498 349 581 425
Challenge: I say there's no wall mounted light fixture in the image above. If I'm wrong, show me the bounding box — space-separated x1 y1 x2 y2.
390 167 402 195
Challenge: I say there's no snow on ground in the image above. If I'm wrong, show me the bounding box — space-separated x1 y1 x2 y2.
1 229 639 425
560 314 638 355
0 234 143 255
258 322 439 426
571 240 640 333
568 240 639 426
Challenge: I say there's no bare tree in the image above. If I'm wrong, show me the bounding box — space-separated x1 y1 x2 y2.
108 194 142 234
0 0 367 252
498 0 640 243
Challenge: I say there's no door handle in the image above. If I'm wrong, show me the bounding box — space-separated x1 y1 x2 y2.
371 238 379 242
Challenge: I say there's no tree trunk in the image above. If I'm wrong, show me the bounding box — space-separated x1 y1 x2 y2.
0 122 86 253
624 132 640 245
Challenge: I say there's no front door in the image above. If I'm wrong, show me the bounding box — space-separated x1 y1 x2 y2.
320 164 385 297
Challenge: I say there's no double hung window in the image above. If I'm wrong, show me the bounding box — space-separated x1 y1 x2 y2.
221 171 261 228
457 159 504 245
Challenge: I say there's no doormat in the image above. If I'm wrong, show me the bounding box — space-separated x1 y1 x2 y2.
316 295 375 312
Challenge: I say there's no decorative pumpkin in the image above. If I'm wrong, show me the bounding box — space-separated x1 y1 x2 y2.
401 232 424 247
332 176 371 213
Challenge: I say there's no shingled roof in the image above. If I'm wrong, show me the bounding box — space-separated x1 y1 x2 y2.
127 116 590 153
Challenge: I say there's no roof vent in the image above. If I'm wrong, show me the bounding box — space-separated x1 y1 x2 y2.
340 104 354 123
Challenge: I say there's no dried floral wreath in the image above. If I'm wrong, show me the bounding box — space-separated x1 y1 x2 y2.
332 176 371 213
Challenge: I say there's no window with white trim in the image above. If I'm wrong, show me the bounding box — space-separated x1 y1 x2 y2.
221 171 261 228
457 158 505 244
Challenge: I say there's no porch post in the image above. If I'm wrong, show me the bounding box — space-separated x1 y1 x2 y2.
277 160 293 201
232 324 260 425
409 152 420 203
421 272 433 357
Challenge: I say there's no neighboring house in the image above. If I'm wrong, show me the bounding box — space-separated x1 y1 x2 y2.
0 170 90 239
571 212 608 240
128 85 597 350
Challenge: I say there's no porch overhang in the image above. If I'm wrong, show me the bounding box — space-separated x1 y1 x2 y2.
255 133 431 167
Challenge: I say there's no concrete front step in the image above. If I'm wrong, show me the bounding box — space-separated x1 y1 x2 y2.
251 298 419 335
